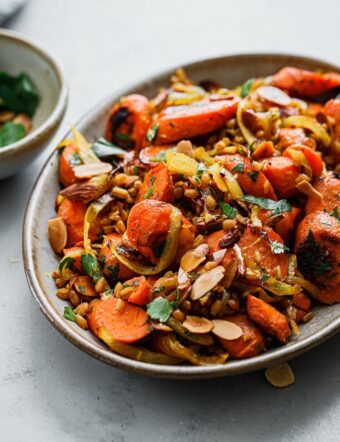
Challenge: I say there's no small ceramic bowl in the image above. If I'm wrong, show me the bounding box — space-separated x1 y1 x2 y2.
23 53 340 379
0 29 68 179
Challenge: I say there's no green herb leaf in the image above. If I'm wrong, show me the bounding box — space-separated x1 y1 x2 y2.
147 297 176 323
270 240 290 254
152 286 166 294
58 256 75 273
330 207 340 223
218 201 237 219
197 162 208 176
81 254 103 283
146 124 159 143
0 122 26 147
232 163 245 173
247 171 259 182
64 306 76 322
150 175 156 185
144 185 154 198
91 137 126 159
242 195 292 215
240 78 254 98
260 273 270 281
107 262 120 279
0 71 39 117
68 152 81 166
132 165 139 175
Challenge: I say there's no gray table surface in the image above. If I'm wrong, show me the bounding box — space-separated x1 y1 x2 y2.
1 1 340 441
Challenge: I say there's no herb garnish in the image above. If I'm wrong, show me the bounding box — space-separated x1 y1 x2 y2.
242 195 292 216
232 163 245 173
146 124 159 143
197 162 208 176
218 201 237 219
0 122 26 147
64 306 76 322
58 256 75 273
0 72 39 117
330 207 340 223
69 152 81 166
107 262 120 279
81 254 103 282
91 137 126 158
147 297 177 323
247 171 259 182
270 240 290 254
240 78 254 98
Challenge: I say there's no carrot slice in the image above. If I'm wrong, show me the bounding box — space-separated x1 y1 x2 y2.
105 94 152 150
57 199 87 246
136 162 174 203
262 156 301 198
74 275 97 297
277 127 307 150
87 297 150 344
284 144 324 177
59 143 80 186
324 99 340 164
217 314 265 359
98 233 135 280
246 294 291 343
220 154 277 200
123 276 152 306
251 141 275 160
154 96 239 144
275 207 301 245
292 291 311 312
271 67 340 98
139 145 172 167
305 175 340 214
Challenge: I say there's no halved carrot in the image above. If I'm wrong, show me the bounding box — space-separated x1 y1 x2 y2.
271 67 340 98
98 233 135 280
217 314 265 359
123 276 152 306
59 143 80 186
252 141 275 160
277 127 307 150
105 94 152 150
324 99 340 164
295 211 340 302
292 291 311 312
87 297 150 343
262 156 301 198
139 145 172 167
305 175 340 214
74 275 97 297
275 207 301 245
57 199 87 246
126 200 172 264
284 144 324 177
154 96 239 144
220 154 277 200
136 162 174 203
246 294 291 343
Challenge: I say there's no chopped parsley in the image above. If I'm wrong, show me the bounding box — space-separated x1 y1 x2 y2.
68 152 81 166
197 162 208 176
240 78 254 98
242 195 292 216
132 165 139 175
146 124 159 143
144 185 154 198
81 254 103 283
58 256 75 273
232 163 245 173
270 240 290 254
330 207 340 223
260 273 270 281
147 297 176 323
107 262 120 279
247 171 259 182
218 200 237 219
64 306 76 322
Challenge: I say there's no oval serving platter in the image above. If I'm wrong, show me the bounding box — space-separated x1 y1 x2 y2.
23 54 340 379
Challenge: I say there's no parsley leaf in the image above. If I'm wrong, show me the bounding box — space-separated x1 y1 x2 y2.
242 195 292 215
0 71 39 117
64 306 76 322
147 297 176 323
107 262 120 279
146 124 159 143
270 240 290 254
81 254 103 283
260 273 270 281
0 122 26 147
218 201 237 219
240 78 254 98
132 166 139 175
58 256 75 273
197 162 208 176
330 207 340 223
144 185 154 198
247 171 259 182
232 163 245 173
91 137 126 159
150 175 156 185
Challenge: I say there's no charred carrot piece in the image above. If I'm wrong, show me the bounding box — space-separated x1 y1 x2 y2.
123 276 152 306
154 96 239 144
292 292 312 312
136 162 174 203
284 144 324 177
74 275 97 297
139 145 173 167
87 297 150 344
57 199 87 246
98 233 135 280
59 143 80 186
217 314 265 359
246 295 291 344
262 156 301 198
275 207 301 245
305 175 340 214
251 141 275 160
324 99 340 164
105 94 152 150
271 67 340 98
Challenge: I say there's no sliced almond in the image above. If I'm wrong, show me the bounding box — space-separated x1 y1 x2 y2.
233 244 245 275
180 245 208 272
211 319 243 340
265 363 295 388
178 267 189 289
48 217 67 254
190 266 225 300
73 162 113 179
183 316 213 334
212 249 226 264
257 86 291 106
192 243 209 258
296 180 323 199
176 140 194 157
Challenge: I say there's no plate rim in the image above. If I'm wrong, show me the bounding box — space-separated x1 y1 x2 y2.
22 53 340 379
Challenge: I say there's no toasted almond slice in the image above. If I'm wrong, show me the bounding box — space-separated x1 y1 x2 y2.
296 180 323 199
176 140 194 157
192 243 209 258
178 267 189 288
181 250 206 272
211 319 243 340
212 249 226 263
265 363 295 388
183 316 213 334
257 86 291 106
233 244 245 275
73 162 113 179
190 266 225 300
48 217 67 254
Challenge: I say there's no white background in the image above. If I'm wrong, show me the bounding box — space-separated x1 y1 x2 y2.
1 1 339 441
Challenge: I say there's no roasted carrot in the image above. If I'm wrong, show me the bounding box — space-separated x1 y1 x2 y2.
154 96 239 144
220 154 277 200
139 145 172 166
324 99 340 164
252 141 275 160
284 144 324 177
271 67 340 98
205 229 237 268
98 233 135 280
175 216 196 261
62 246 83 271
136 162 174 203
74 275 97 297
305 175 340 214
123 276 152 306
57 199 87 246
105 94 152 150
246 294 291 343
59 143 80 186
277 127 307 150
262 156 301 198
292 291 312 312
275 207 301 245
87 297 150 343
126 200 172 264
295 211 340 303
217 314 265 359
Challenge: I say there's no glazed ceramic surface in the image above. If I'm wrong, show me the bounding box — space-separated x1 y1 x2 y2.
23 54 340 379
0 29 67 179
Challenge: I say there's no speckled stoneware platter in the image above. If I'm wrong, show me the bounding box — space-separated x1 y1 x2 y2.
23 54 340 379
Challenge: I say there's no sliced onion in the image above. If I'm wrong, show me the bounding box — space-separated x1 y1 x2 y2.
72 127 101 163
285 276 319 298
282 116 331 147
236 99 257 146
